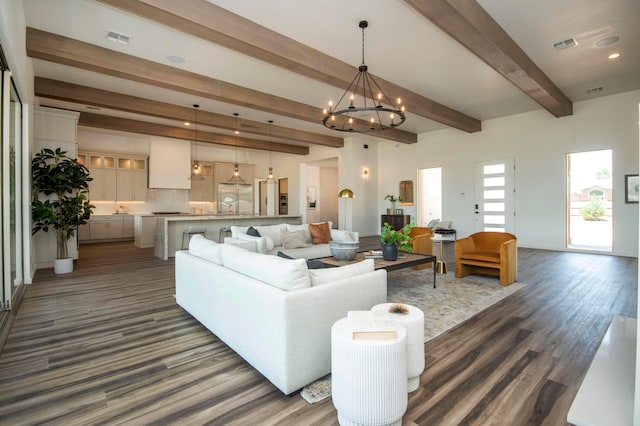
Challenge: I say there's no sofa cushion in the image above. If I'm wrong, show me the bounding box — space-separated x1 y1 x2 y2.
309 259 375 286
247 226 261 237
281 230 309 249
460 251 500 263
309 222 331 244
286 223 311 243
238 233 274 254
222 244 311 291
230 225 250 238
255 224 287 247
330 229 357 241
188 234 223 265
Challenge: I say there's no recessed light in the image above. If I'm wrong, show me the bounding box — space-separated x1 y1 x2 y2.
594 36 620 48
608 52 621 60
184 122 191 126
167 55 185 64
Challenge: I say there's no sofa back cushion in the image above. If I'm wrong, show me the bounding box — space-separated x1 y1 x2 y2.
309 222 331 244
255 224 287 247
221 243 311 291
188 234 223 265
309 259 375 286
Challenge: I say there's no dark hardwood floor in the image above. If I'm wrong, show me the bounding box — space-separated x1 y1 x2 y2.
0 238 636 425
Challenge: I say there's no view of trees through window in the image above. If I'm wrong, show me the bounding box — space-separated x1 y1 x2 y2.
567 149 613 252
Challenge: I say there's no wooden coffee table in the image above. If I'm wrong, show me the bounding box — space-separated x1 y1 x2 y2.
318 252 437 288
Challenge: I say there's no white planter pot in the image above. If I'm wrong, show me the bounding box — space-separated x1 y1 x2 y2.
54 258 73 274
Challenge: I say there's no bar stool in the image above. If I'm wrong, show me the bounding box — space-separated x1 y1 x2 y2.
182 226 207 249
218 226 232 243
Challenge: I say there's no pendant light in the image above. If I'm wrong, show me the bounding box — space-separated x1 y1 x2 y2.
189 104 205 181
266 120 275 182
227 112 245 183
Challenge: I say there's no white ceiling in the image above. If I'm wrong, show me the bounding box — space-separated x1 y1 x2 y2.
22 0 640 143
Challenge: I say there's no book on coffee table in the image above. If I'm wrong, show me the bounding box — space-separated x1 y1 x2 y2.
363 250 383 259
347 310 397 340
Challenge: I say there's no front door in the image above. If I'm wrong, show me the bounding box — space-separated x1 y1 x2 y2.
474 159 515 233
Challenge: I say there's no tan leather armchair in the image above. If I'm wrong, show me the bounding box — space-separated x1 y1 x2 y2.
407 227 434 270
454 232 517 286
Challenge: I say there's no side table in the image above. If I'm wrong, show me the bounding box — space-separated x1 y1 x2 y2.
371 303 425 392
431 236 447 274
331 318 407 426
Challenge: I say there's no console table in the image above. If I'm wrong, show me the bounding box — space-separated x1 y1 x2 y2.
381 214 410 230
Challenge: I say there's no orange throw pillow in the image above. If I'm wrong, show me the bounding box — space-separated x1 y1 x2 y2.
309 222 331 244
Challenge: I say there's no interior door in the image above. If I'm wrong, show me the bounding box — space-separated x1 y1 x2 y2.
474 159 515 233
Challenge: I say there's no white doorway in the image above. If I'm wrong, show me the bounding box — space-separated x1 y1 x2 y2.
418 167 442 226
474 159 515 233
566 149 612 252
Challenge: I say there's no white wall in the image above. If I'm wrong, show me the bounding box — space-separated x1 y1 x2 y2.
371 91 639 257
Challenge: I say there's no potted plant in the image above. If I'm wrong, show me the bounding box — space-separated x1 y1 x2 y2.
384 194 403 214
31 148 94 274
380 222 413 261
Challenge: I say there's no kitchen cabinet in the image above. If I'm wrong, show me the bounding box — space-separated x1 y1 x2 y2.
81 152 147 201
81 215 134 242
117 156 147 201
189 162 214 201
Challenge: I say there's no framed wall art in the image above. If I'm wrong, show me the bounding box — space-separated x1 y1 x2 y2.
625 174 639 203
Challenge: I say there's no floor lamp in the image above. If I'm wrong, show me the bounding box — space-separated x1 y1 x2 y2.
338 189 354 230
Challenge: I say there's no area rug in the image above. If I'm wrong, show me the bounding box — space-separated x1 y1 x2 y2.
300 271 525 403
386 269 525 342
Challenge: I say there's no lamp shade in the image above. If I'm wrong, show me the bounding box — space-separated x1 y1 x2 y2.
338 188 354 199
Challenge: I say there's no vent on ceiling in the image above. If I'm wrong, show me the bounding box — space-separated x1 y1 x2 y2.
586 86 604 94
107 30 130 45
553 37 578 51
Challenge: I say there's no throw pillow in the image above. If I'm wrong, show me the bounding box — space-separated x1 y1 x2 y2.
330 229 355 242
309 222 331 244
309 259 374 286
281 230 309 249
246 226 261 237
277 251 333 269
435 220 452 230
286 223 312 243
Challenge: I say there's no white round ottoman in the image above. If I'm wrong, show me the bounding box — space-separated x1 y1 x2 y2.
331 317 407 426
372 303 425 392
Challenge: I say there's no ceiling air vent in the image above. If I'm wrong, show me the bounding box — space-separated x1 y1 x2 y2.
586 86 604 94
106 30 130 45
553 37 578 51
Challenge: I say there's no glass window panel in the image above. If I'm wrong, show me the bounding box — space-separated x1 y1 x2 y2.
118 158 131 169
133 159 146 170
484 202 505 212
484 177 505 187
484 164 505 175
484 190 505 199
484 226 505 232
484 215 505 225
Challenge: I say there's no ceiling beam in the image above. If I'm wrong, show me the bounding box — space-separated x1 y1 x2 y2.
97 0 481 133
26 27 416 144
77 112 310 155
35 77 343 148
404 0 573 117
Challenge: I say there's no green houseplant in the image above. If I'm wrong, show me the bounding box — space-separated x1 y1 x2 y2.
380 222 413 261
32 148 94 273
384 194 403 213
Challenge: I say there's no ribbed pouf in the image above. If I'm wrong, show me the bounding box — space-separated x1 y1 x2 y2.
371 303 425 392
331 317 407 426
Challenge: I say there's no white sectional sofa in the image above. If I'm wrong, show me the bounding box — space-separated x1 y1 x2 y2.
175 235 386 395
224 222 358 259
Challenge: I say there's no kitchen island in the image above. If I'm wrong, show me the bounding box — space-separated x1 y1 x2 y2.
148 214 302 260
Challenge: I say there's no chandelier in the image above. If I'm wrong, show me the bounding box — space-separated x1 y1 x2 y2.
322 20 406 133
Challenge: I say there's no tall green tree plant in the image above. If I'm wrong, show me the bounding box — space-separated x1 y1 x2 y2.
32 148 94 261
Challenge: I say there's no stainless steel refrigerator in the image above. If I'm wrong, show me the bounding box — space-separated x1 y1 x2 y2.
218 183 253 214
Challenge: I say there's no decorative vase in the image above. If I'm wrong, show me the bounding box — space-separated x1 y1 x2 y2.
54 258 73 274
382 243 398 261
